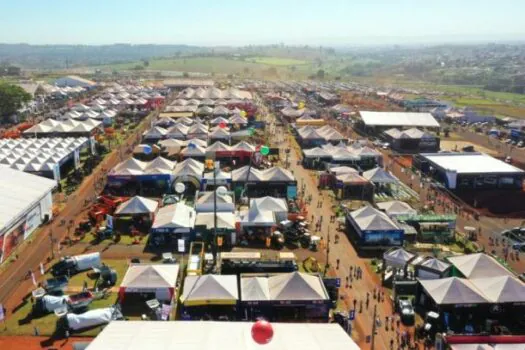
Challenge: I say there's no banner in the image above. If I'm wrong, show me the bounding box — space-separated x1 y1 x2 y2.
0 304 4 321
74 149 80 169
177 239 185 253
31 271 37 287
23 205 41 240
39 263 45 276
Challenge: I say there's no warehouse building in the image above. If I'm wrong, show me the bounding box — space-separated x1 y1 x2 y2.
356 111 440 135
413 152 525 190
0 166 56 263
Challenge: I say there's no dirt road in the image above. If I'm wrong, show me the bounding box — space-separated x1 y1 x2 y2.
0 112 156 315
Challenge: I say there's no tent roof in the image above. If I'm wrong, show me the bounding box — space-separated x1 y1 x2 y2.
350 206 400 231
419 258 451 272
268 272 329 301
447 253 514 279
336 173 369 184
329 166 359 175
241 277 271 301
263 167 295 182
86 321 360 350
376 201 417 216
419 277 489 305
194 212 236 230
151 203 195 230
231 141 255 152
470 276 525 304
242 205 276 226
120 264 180 289
362 167 398 184
250 196 288 212
303 147 331 158
360 111 440 128
383 248 416 266
232 166 265 182
181 275 238 303
115 196 158 215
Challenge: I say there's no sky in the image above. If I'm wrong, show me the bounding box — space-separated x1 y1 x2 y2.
1 0 524 46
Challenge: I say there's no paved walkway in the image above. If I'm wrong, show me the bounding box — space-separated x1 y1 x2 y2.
264 112 404 349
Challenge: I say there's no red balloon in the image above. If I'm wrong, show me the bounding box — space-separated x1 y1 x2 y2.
219 121 227 129
251 320 274 345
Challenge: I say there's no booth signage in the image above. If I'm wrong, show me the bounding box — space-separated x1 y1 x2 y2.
23 205 41 240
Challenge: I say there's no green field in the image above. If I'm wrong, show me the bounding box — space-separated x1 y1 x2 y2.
248 56 308 66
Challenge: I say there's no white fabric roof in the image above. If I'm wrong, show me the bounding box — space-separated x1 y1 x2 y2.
362 167 398 184
24 119 101 134
241 277 270 301
194 212 236 230
241 205 276 226
181 275 238 303
360 111 440 127
86 321 360 350
329 166 359 175
376 201 417 216
383 248 416 267
350 206 400 231
419 277 490 305
120 264 179 289
447 253 515 279
151 203 195 230
0 166 56 233
115 196 158 215
419 258 451 273
421 153 524 174
250 196 288 212
470 276 525 303
268 272 329 301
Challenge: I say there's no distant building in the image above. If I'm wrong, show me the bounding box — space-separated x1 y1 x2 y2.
0 65 21 76
163 78 214 90
54 75 97 89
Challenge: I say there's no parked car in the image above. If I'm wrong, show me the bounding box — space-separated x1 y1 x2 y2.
397 298 415 326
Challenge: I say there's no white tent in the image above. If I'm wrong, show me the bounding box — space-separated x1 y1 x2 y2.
115 196 159 216
350 206 400 231
419 258 451 273
250 197 288 222
447 253 514 279
203 169 232 186
119 264 180 302
181 275 238 306
241 277 270 301
419 277 489 305
469 276 525 304
268 272 329 301
376 201 417 217
194 212 236 230
383 248 417 268
241 204 276 227
362 167 398 184
195 191 235 213
328 166 359 175
151 203 195 233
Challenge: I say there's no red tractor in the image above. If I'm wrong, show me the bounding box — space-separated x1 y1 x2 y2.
88 195 128 223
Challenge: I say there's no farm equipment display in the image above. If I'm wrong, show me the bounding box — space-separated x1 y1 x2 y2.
88 195 128 223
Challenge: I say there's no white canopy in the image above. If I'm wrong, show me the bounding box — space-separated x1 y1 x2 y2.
383 248 417 268
194 212 236 230
241 277 270 301
419 258 451 273
181 275 238 304
268 272 329 301
376 201 417 217
360 111 440 128
350 206 400 231
86 321 360 350
151 203 195 231
241 204 276 227
469 276 525 304
419 277 489 305
447 253 514 279
121 264 179 289
115 196 158 215
363 167 398 184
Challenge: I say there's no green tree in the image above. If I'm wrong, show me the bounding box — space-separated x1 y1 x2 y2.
182 72 190 78
0 83 31 120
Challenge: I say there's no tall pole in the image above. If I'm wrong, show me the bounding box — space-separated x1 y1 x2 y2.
371 304 378 350
212 157 218 264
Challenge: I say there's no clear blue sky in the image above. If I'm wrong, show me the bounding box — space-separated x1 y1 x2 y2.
1 0 524 46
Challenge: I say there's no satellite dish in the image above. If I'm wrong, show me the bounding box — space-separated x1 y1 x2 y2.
175 182 186 194
216 186 228 196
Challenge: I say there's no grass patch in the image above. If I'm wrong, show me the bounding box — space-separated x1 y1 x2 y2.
248 56 308 66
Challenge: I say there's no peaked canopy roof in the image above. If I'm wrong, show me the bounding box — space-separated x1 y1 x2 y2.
181 275 238 305
376 201 417 216
194 212 236 230
470 276 525 304
362 167 398 184
268 272 329 301
350 205 400 231
151 203 195 230
115 196 158 215
250 196 288 212
383 248 417 267
241 277 270 301
329 166 359 175
419 258 451 273
447 253 514 279
120 264 179 289
242 204 276 226
232 166 295 183
419 277 489 305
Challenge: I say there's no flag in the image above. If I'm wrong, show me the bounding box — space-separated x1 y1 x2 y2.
39 263 45 276
31 271 37 287
0 304 4 321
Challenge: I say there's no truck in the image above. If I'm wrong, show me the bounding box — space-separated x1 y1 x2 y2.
51 252 102 277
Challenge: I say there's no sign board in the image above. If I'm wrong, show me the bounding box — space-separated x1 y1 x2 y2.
178 239 185 253
23 205 41 240
286 185 297 200
106 215 114 230
74 149 80 169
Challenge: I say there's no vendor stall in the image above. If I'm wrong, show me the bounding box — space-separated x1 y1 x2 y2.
118 264 180 303
150 203 196 243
